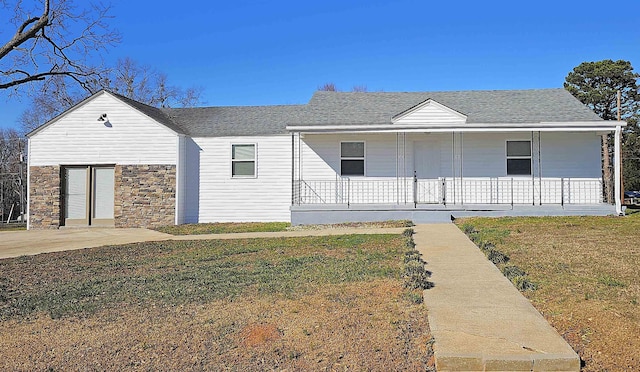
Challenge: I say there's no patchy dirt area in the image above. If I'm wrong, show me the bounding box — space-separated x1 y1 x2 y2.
458 215 640 372
0 234 434 370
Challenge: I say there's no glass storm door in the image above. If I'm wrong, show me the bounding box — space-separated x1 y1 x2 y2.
64 166 115 226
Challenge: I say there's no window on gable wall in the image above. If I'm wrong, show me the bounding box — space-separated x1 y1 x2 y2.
232 144 256 177
340 141 365 176
506 140 532 176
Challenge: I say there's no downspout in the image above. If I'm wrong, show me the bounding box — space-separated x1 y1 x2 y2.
614 125 623 215
174 135 183 226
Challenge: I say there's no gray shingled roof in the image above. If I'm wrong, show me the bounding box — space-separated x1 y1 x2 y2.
163 105 305 137
110 92 187 134
294 88 603 126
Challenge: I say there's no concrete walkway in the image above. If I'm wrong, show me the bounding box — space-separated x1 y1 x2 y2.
414 224 579 371
0 227 406 259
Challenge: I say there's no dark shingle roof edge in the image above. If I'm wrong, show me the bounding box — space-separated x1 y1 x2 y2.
162 104 306 137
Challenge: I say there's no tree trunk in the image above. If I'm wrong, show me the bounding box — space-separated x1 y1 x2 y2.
602 134 613 203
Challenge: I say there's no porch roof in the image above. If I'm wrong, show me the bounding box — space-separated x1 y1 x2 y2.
286 88 623 133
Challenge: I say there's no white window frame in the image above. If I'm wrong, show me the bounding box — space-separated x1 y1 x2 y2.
505 140 532 176
340 141 366 177
231 143 257 178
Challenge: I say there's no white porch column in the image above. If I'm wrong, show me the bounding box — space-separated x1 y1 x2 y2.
614 125 623 215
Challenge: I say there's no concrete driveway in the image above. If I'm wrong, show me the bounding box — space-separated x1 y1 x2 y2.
0 228 173 259
0 227 409 260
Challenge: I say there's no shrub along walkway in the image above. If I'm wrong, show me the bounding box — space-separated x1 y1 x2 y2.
414 224 580 371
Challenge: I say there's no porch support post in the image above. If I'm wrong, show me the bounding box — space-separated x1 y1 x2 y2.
614 125 623 215
403 132 407 204
396 133 399 205
291 132 295 206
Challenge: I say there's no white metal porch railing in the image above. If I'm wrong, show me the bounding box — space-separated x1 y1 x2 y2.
293 177 603 206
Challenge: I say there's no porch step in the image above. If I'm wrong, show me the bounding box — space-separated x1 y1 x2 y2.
290 203 618 225
291 208 453 225
415 224 580 371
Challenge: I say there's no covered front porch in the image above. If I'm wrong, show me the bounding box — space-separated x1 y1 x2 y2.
288 127 623 224
284 89 625 224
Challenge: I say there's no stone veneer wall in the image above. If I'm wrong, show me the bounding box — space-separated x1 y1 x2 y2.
29 166 61 229
114 164 176 228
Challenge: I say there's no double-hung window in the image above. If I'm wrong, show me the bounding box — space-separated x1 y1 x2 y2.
506 140 532 176
231 144 256 177
340 141 365 176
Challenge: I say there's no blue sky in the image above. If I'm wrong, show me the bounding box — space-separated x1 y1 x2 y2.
1 0 639 130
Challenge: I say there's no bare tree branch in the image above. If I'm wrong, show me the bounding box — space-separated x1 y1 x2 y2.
0 0 119 93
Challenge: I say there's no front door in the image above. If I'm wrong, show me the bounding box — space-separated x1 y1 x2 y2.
414 141 441 203
63 166 115 227
413 141 441 179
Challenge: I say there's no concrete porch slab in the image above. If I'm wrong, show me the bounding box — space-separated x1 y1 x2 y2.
414 224 580 371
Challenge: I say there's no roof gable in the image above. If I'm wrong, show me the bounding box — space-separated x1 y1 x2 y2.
27 90 185 137
392 99 467 126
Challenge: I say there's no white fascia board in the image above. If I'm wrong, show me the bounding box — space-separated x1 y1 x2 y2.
287 121 622 134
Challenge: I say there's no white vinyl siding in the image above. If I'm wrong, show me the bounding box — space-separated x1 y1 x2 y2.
393 100 466 126
300 134 401 179
29 92 179 166
298 131 601 181
191 135 291 222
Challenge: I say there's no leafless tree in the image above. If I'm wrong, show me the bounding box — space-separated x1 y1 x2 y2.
318 82 337 91
0 129 26 222
318 83 370 92
0 0 119 92
20 57 205 131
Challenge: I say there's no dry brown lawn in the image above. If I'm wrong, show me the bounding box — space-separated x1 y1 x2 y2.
458 214 640 372
0 234 434 371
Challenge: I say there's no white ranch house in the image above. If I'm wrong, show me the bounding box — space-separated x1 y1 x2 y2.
26 89 625 229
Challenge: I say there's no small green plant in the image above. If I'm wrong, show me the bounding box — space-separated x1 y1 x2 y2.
502 265 526 280
403 290 424 304
401 233 433 300
487 249 509 265
461 223 535 292
512 276 537 291
598 275 626 288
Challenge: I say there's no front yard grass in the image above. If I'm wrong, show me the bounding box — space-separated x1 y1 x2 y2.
0 223 26 231
154 220 414 235
0 233 434 370
154 221 291 235
456 214 640 372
